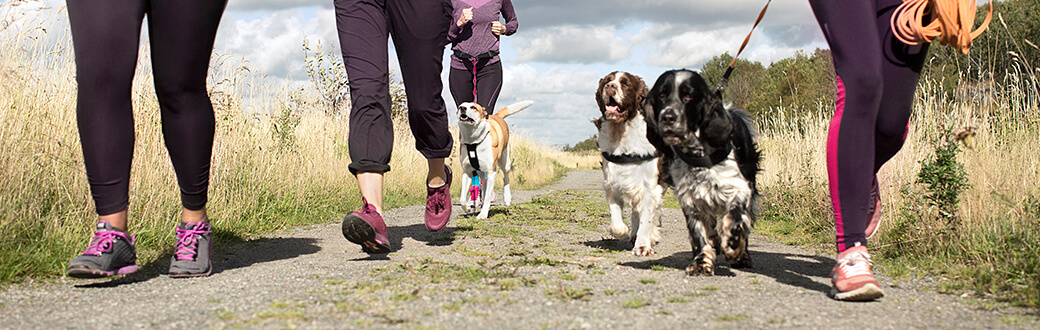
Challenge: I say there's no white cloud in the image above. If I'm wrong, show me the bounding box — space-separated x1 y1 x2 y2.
518 0 818 31
226 0 329 12
742 41 829 67
215 8 339 81
639 24 754 68
502 64 601 97
497 90 600 148
495 64 604 146
512 25 632 64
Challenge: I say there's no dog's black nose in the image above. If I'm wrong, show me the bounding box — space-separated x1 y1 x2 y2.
460 113 469 120
660 111 678 125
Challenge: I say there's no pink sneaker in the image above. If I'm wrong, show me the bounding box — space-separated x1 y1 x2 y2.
831 245 884 301
865 178 882 239
341 198 391 254
425 165 453 231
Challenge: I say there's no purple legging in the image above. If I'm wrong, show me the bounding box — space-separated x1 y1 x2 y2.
67 0 227 216
334 0 455 175
809 0 930 252
448 58 504 111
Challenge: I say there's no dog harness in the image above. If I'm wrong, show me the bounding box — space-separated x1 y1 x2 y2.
465 143 482 172
673 144 732 168
601 152 659 164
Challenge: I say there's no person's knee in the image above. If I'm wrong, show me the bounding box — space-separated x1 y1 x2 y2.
840 70 884 103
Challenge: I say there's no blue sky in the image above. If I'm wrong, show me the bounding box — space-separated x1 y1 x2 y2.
9 0 828 147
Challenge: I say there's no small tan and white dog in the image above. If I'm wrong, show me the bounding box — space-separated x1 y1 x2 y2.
595 71 663 256
457 100 533 219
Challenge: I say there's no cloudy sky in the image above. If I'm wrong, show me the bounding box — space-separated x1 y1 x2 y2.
10 0 828 147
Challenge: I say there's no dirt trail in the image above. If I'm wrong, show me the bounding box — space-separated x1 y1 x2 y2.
1 170 1036 328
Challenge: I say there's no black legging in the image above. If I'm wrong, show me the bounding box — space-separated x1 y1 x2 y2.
67 0 227 216
809 0 929 252
449 58 503 111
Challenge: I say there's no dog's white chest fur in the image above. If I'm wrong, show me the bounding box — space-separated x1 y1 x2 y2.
598 112 656 157
670 154 752 215
599 112 660 197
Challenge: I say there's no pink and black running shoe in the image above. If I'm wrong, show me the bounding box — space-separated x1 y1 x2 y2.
67 221 139 279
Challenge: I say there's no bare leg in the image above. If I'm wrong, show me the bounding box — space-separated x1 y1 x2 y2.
358 172 385 214
182 207 208 223
99 209 129 231
427 157 446 187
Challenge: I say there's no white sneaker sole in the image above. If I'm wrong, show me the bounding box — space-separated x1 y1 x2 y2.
831 283 884 301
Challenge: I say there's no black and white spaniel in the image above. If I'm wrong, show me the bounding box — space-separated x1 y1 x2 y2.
644 69 761 275
595 71 663 256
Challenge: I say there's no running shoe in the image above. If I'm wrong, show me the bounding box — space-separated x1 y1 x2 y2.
830 245 884 301
169 221 213 278
342 198 391 254
865 178 882 239
425 165 453 231
67 221 139 279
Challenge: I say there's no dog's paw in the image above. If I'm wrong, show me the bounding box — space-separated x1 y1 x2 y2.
608 224 630 239
687 252 716 276
726 252 753 269
632 245 655 256
685 261 714 276
728 256 753 269
649 225 662 245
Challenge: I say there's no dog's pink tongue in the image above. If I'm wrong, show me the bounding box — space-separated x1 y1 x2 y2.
606 105 619 114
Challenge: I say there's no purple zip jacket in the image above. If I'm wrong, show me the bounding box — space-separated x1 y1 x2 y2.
447 0 517 69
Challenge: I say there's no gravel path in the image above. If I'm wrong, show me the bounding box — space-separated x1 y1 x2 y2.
1 170 1037 328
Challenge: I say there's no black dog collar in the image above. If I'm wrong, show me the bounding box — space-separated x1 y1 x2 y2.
602 152 659 164
673 144 731 168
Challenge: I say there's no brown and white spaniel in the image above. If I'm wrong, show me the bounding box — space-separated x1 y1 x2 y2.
594 71 664 256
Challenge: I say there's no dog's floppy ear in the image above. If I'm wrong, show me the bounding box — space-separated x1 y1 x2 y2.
643 73 670 153
697 88 733 148
475 103 489 118
595 72 612 113
643 73 675 187
630 74 648 114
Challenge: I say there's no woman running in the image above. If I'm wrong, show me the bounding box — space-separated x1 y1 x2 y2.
335 0 456 254
447 0 518 111
65 0 227 278
809 0 930 300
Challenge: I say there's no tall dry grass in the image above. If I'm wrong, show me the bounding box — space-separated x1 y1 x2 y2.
0 3 580 284
757 66 1040 305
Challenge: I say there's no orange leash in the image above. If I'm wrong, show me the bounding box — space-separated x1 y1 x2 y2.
891 0 994 54
715 0 771 93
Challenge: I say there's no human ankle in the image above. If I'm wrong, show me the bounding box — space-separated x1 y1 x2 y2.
181 207 208 224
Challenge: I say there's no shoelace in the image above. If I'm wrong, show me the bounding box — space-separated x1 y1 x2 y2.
836 251 873 278
428 187 448 213
174 223 211 261
83 231 125 255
